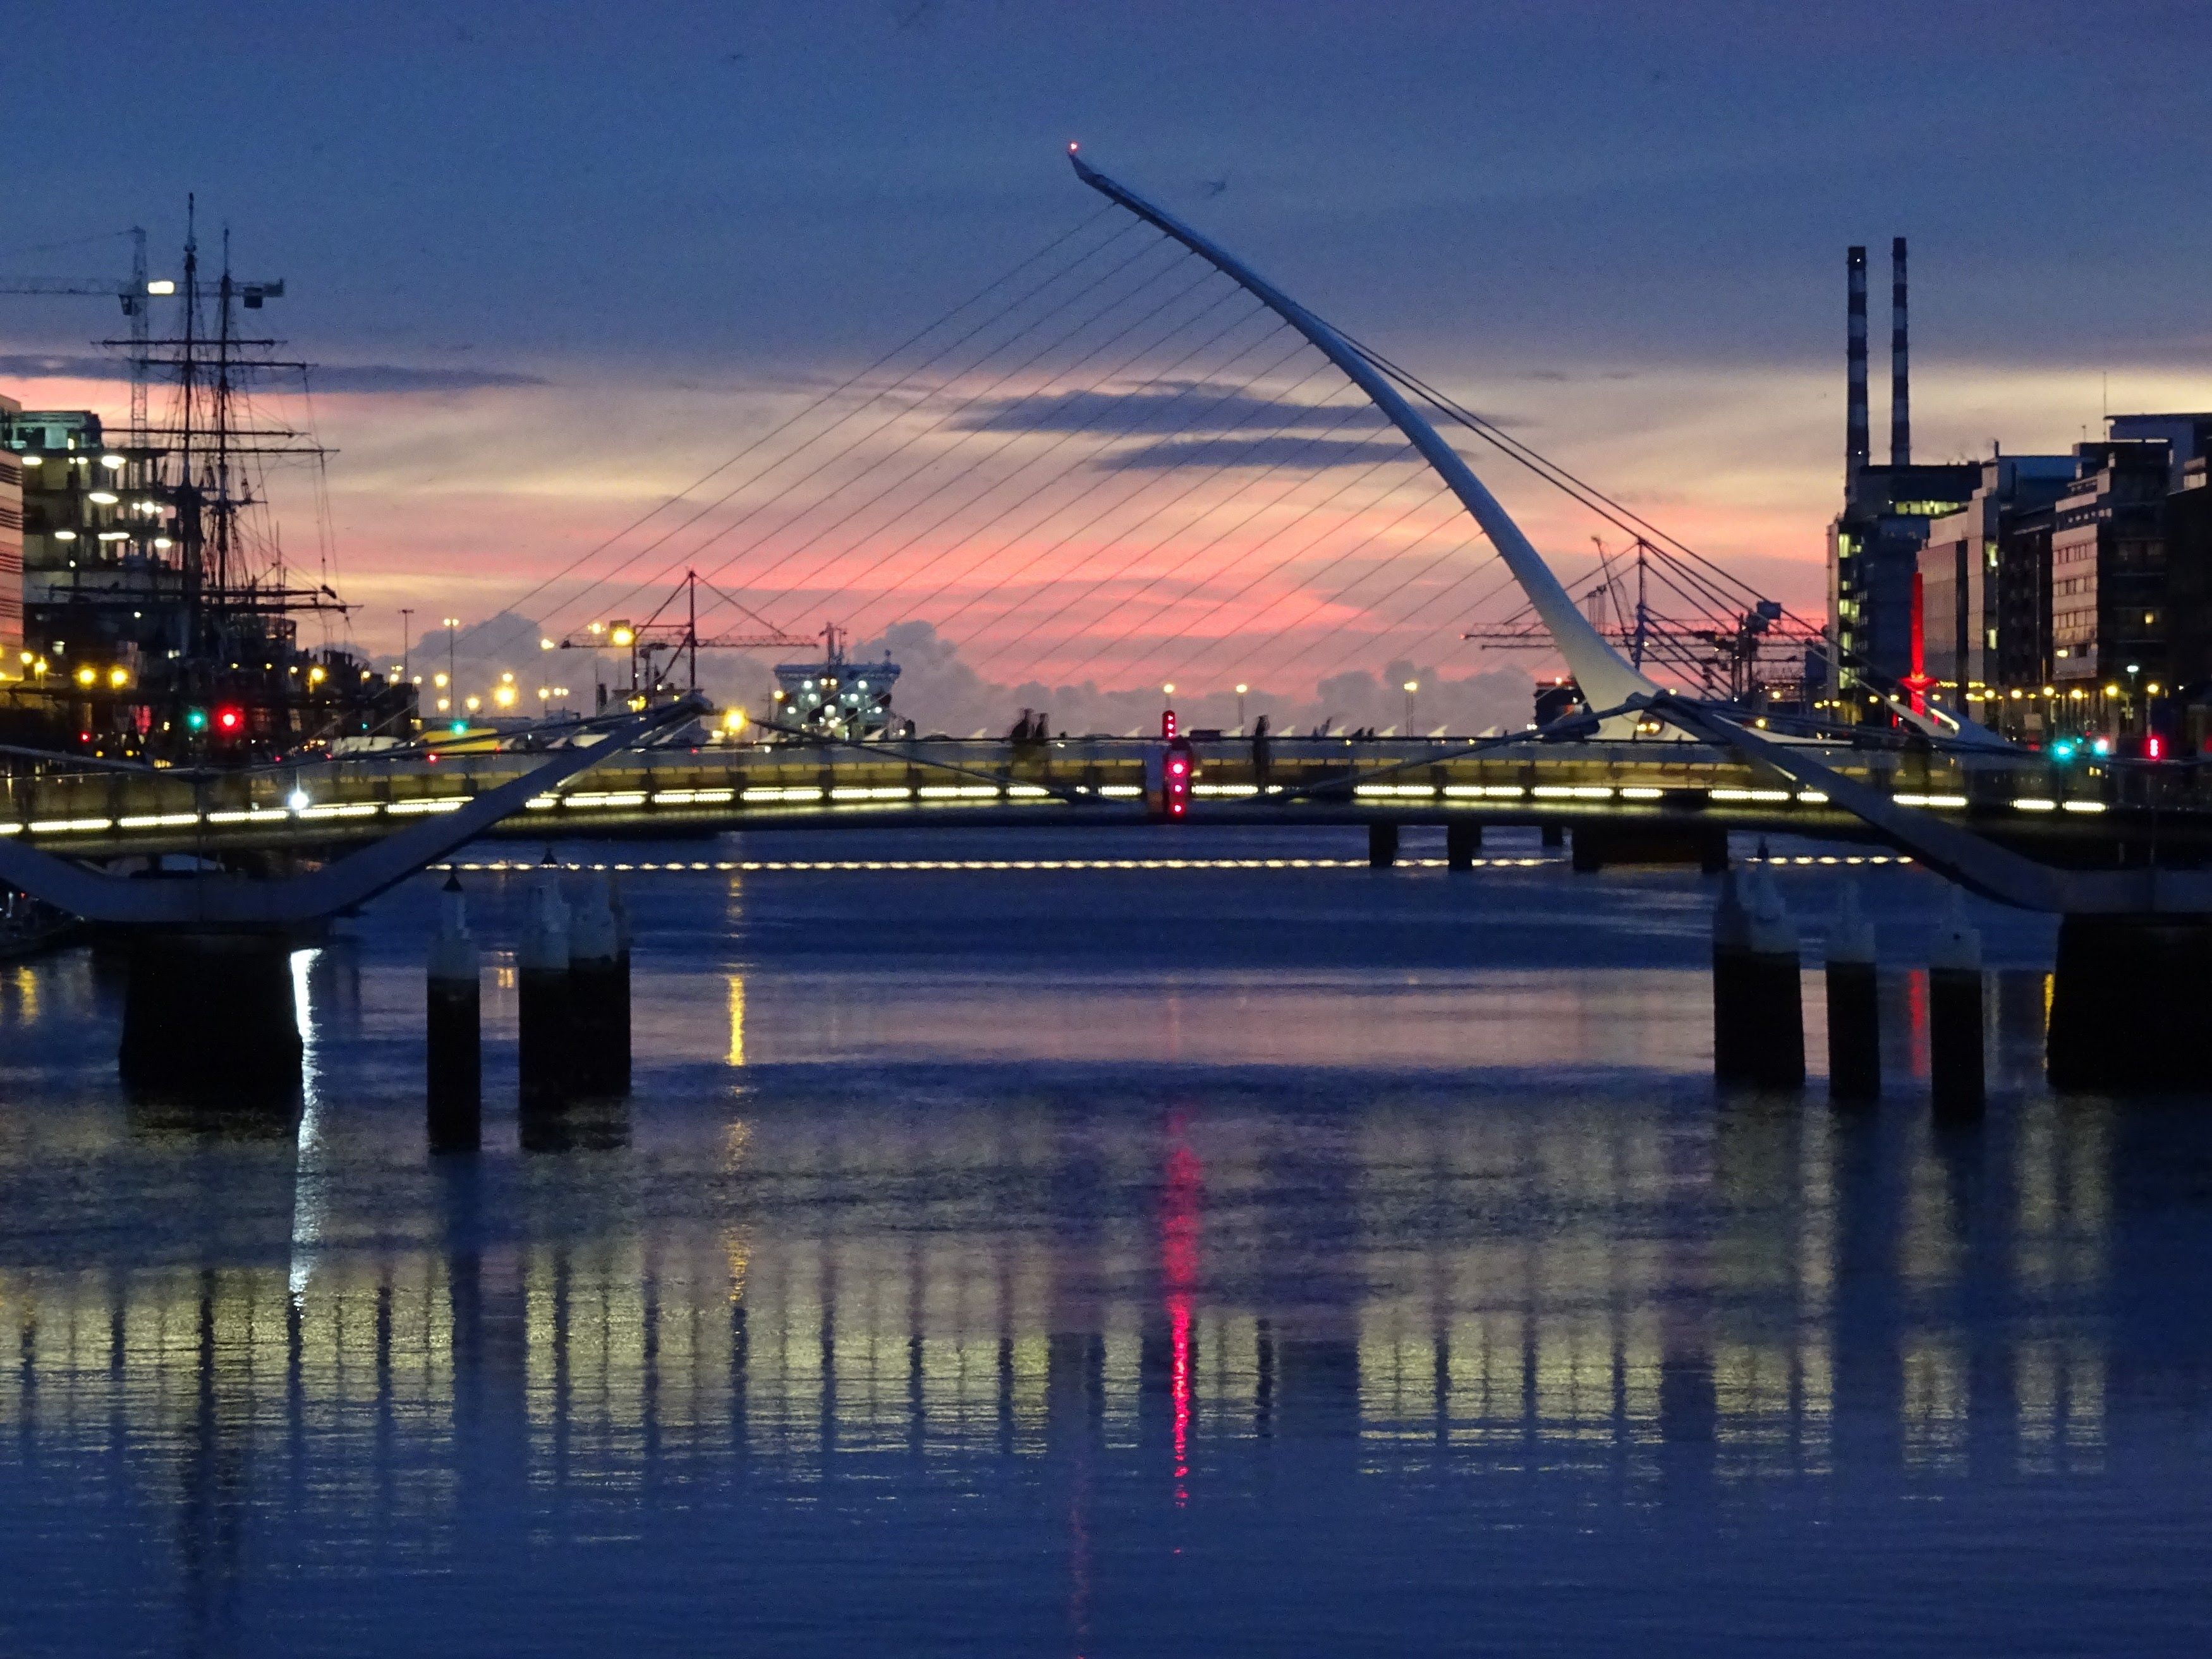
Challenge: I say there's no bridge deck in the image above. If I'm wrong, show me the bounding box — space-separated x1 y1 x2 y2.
0 735 2185 862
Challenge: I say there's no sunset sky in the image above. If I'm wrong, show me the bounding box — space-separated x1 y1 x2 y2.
4 1 2208 726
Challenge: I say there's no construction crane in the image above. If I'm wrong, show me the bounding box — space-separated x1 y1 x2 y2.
0 227 167 444
556 569 813 699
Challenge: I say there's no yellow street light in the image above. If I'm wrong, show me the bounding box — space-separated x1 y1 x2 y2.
723 708 748 733
433 671 449 689
307 665 326 685
107 666 130 688
73 665 95 686
464 695 482 712
492 684 516 708
609 624 635 648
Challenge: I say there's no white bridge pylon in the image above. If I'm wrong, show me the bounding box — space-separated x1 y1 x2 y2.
1067 148 1660 729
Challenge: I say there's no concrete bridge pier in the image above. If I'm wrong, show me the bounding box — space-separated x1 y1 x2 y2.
1368 822 1399 868
2048 913 2212 1093
1446 822 1482 870
118 932 303 1100
516 874 572 1115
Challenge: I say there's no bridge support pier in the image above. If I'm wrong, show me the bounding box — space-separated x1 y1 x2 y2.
2048 913 2212 1094
1824 884 1880 1103
517 875 572 1115
1929 899 1985 1117
119 932 303 1100
1368 822 1399 868
1712 869 1804 1090
1446 822 1482 870
1541 823 1564 850
568 876 631 1099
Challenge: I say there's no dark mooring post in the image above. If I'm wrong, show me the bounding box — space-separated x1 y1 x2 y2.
2048 913 2212 1093
1446 822 1482 870
1928 891 1984 1118
427 875 482 1152
1823 880 1880 1103
1715 866 1805 1090
568 875 631 1098
516 872 571 1114
1368 821 1399 868
119 932 303 1100
1541 823 1564 850
1742 866 1806 1090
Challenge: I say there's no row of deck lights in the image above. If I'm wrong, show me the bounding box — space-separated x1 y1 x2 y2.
0 775 2114 837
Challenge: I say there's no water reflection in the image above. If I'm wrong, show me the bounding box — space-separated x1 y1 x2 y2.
0 1085 2139 1515
0 866 2201 1652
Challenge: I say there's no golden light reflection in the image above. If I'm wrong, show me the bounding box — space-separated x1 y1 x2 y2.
0 1093 2128 1513
726 973 746 1067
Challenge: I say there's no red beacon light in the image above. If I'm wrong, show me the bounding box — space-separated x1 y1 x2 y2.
1162 738 1193 819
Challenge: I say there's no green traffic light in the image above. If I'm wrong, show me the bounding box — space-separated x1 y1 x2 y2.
184 708 208 732
449 720 466 735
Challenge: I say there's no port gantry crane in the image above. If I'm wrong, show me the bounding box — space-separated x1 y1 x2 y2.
1462 535 1824 707
557 568 813 700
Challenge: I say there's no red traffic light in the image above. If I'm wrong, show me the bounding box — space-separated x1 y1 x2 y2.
1161 708 1177 741
214 705 245 734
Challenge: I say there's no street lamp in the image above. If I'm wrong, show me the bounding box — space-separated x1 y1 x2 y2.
1403 679 1419 734
399 609 413 681
1235 682 1248 733
442 617 460 701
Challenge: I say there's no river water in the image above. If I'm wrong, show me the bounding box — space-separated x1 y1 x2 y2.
1 825 2206 1656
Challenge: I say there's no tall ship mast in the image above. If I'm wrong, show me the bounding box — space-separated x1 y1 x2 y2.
0 202 414 762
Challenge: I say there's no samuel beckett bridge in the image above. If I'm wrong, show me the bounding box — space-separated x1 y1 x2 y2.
3 150 2208 1095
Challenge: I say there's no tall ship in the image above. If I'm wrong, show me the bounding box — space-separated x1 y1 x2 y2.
0 205 413 762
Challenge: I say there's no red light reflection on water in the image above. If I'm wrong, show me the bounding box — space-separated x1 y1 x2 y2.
1161 1123 1203 1509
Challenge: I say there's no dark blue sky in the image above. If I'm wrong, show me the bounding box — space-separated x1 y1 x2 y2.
8 1 2206 379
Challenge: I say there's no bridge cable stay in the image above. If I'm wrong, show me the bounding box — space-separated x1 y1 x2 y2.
471 204 1127 663
1249 521 1504 696
1039 420 1440 686
686 281 1332 664
911 353 1352 664
964 384 1402 679
1154 492 1466 688
1119 479 1462 688
506 217 1167 650
805 315 1307 643
836 325 1311 642
715 265 1241 623
564 227 1186 633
